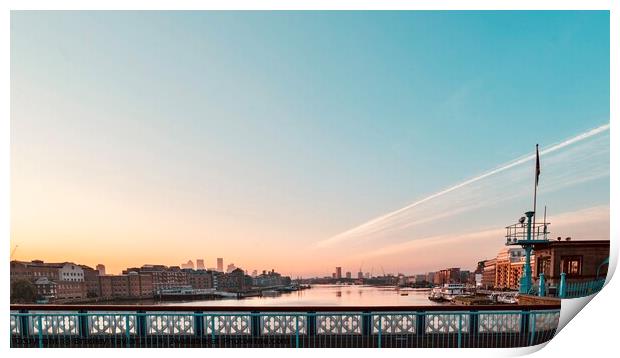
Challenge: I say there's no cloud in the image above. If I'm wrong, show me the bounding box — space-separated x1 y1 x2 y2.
355 205 609 261
316 123 609 248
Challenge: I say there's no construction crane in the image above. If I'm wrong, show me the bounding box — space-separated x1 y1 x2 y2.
10 245 19 260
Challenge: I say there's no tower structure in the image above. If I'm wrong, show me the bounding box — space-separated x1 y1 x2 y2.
505 211 549 293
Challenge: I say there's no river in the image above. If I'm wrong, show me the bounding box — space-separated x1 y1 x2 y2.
162 284 445 306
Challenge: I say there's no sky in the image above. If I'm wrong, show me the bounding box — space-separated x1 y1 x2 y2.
10 11 610 276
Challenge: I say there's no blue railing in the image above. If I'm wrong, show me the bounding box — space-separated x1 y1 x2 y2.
10 304 560 348
531 274 606 299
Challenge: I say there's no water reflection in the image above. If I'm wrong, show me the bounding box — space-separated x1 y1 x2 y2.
167 285 443 307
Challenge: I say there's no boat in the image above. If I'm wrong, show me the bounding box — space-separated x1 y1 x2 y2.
496 292 518 304
428 284 468 302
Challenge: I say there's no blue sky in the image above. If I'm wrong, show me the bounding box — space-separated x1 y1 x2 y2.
11 11 609 275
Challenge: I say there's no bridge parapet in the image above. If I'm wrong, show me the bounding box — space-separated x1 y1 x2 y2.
10 304 560 348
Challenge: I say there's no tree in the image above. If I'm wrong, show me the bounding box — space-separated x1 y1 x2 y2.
11 279 37 303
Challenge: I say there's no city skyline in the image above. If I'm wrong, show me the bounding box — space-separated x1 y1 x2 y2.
11 11 610 276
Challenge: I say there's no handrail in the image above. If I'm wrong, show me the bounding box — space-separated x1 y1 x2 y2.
10 303 560 312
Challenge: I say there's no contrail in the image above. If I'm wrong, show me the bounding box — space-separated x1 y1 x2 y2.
316 123 609 247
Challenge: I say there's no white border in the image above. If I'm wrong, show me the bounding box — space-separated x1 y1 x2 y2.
2 1 617 358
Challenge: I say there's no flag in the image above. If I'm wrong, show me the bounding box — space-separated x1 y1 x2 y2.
535 144 541 186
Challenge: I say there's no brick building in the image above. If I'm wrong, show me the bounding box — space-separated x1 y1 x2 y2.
123 265 189 293
481 258 496 289
186 269 216 290
532 240 610 287
98 273 154 299
433 268 461 285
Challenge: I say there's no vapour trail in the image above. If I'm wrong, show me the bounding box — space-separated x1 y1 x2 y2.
316 123 610 248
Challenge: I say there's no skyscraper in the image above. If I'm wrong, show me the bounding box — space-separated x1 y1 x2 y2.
217 258 223 272
196 259 205 270
335 267 342 279
96 264 106 276
181 260 194 269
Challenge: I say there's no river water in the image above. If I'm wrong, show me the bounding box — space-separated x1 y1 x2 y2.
164 284 445 306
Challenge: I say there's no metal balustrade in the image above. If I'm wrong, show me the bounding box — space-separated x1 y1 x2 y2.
531 277 606 298
10 304 560 348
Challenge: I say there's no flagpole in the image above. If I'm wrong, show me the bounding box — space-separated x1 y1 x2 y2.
533 144 539 238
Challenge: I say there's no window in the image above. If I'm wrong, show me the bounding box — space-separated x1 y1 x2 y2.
561 256 583 277
537 257 551 277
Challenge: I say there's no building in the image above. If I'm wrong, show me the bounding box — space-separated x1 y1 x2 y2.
187 269 215 289
59 263 85 282
434 268 461 285
98 273 154 299
196 259 205 270
181 260 194 270
415 274 426 284
532 240 610 288
226 263 237 273
96 264 106 276
357 271 364 279
217 258 224 272
10 260 62 282
495 248 531 289
218 268 251 292
56 281 86 300
80 265 101 297
124 265 189 293
345 272 352 279
335 267 342 279
34 277 57 300
426 272 435 284
253 270 291 287
482 259 496 289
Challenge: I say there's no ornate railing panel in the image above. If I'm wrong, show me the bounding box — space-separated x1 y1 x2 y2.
533 311 560 331
89 313 136 335
146 313 194 335
372 314 416 334
29 312 79 335
425 313 469 333
204 314 251 335
261 314 307 335
10 305 561 348
478 313 521 333
316 314 361 335
10 311 20 335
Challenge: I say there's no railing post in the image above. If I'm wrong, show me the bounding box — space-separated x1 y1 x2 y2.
416 311 426 340
210 315 216 346
251 311 261 338
194 311 204 337
361 311 372 337
295 315 300 348
125 314 131 348
307 311 316 337
37 315 43 348
78 310 89 339
458 315 462 348
521 309 530 346
538 274 546 297
377 314 382 348
136 310 147 339
558 273 567 298
469 310 479 338
528 312 536 346
19 310 30 339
